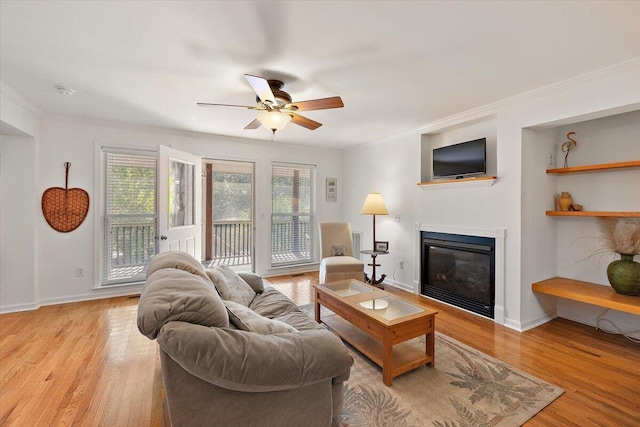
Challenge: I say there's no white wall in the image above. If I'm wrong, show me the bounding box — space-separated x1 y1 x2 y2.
0 84 41 313
0 136 38 310
343 59 640 331
30 116 344 307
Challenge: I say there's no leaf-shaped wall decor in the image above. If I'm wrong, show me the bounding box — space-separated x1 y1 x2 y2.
42 162 90 232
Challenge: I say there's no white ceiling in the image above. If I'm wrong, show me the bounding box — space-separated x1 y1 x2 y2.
1 1 639 149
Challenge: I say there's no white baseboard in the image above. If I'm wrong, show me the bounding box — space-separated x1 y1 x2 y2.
520 311 558 332
0 301 40 314
0 285 143 314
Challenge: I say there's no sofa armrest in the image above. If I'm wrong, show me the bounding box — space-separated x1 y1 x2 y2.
157 321 353 393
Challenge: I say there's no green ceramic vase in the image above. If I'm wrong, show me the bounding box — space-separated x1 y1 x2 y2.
607 254 640 296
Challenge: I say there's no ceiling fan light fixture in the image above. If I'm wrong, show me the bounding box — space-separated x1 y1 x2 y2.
257 110 291 132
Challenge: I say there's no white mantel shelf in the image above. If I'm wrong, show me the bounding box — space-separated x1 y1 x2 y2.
417 176 497 190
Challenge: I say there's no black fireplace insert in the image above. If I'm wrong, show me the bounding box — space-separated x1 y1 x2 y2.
421 231 495 318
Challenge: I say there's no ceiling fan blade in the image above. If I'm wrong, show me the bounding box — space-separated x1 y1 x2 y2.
290 113 322 130
197 102 258 109
287 96 344 112
245 74 277 106
244 119 261 130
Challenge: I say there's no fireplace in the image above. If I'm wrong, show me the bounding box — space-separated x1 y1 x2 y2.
421 231 495 319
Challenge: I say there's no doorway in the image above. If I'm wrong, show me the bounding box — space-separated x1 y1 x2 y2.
201 159 254 272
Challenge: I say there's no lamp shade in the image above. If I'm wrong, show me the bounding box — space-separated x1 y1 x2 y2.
257 111 292 131
360 192 389 215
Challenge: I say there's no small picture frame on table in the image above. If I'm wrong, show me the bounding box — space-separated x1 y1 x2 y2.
375 241 389 252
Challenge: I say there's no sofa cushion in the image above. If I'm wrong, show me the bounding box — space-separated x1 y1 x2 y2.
206 265 256 306
137 268 229 339
237 272 265 294
146 251 210 283
224 300 298 334
249 287 300 318
273 311 326 332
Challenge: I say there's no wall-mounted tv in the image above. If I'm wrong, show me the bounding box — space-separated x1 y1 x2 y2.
433 138 486 179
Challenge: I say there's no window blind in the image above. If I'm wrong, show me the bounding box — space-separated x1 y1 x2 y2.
101 148 157 286
271 162 316 267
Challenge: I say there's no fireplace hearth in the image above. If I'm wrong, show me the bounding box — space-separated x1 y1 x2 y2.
421 231 495 318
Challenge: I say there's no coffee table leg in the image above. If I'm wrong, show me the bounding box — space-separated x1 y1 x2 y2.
315 301 321 323
383 336 393 386
426 332 435 367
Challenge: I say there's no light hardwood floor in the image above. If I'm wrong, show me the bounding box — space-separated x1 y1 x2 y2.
1 272 639 426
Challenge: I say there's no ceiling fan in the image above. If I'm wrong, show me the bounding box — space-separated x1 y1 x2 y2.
197 74 344 136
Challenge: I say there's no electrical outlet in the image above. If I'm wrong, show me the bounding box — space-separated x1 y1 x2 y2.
75 267 84 277
399 260 404 269
548 153 556 166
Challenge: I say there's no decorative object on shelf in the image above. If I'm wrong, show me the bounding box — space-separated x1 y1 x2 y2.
326 177 337 202
570 204 583 211
598 218 640 296
374 241 389 252
561 131 577 168
42 162 90 233
557 192 573 211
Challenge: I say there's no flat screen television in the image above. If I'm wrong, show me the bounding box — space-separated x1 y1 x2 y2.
432 138 486 179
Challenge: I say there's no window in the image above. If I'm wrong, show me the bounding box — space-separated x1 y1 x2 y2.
100 148 157 286
271 162 316 267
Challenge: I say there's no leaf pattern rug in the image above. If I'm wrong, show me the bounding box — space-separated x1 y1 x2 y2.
298 304 563 427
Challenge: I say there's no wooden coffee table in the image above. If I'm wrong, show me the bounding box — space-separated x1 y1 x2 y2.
315 279 437 386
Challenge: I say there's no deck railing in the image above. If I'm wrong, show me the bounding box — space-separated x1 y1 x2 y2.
210 220 252 266
108 216 157 268
271 215 313 265
106 217 313 272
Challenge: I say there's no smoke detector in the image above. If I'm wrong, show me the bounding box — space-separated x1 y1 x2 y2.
56 86 75 96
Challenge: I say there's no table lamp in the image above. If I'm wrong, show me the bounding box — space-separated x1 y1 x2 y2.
360 192 388 250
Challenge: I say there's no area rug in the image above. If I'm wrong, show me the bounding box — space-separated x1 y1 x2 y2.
298 304 563 427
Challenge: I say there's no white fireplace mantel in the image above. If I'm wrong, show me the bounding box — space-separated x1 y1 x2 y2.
413 223 506 325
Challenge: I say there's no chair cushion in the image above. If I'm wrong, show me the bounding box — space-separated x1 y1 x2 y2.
321 256 364 273
206 265 256 306
224 300 298 334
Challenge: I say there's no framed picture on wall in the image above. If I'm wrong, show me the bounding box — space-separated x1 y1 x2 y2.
375 241 389 252
326 178 337 202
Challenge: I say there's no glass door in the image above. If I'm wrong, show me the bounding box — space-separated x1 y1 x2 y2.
202 159 254 272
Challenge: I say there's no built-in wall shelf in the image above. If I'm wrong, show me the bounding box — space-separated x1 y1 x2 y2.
532 277 640 315
546 211 640 218
545 160 639 218
546 160 640 174
417 176 497 190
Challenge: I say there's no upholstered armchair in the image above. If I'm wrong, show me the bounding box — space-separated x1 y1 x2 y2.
318 222 365 283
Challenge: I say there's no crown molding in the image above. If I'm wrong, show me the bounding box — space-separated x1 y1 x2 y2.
0 82 43 117
43 113 343 153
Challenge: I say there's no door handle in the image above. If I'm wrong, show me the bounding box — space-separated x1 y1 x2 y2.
160 235 168 240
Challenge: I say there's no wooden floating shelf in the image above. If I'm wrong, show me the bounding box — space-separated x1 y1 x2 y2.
417 176 497 190
546 211 640 218
546 160 640 174
532 277 640 315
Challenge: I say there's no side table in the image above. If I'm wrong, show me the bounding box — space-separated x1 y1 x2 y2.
360 249 388 288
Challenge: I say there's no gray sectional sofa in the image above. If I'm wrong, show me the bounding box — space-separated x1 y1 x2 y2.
137 251 353 427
